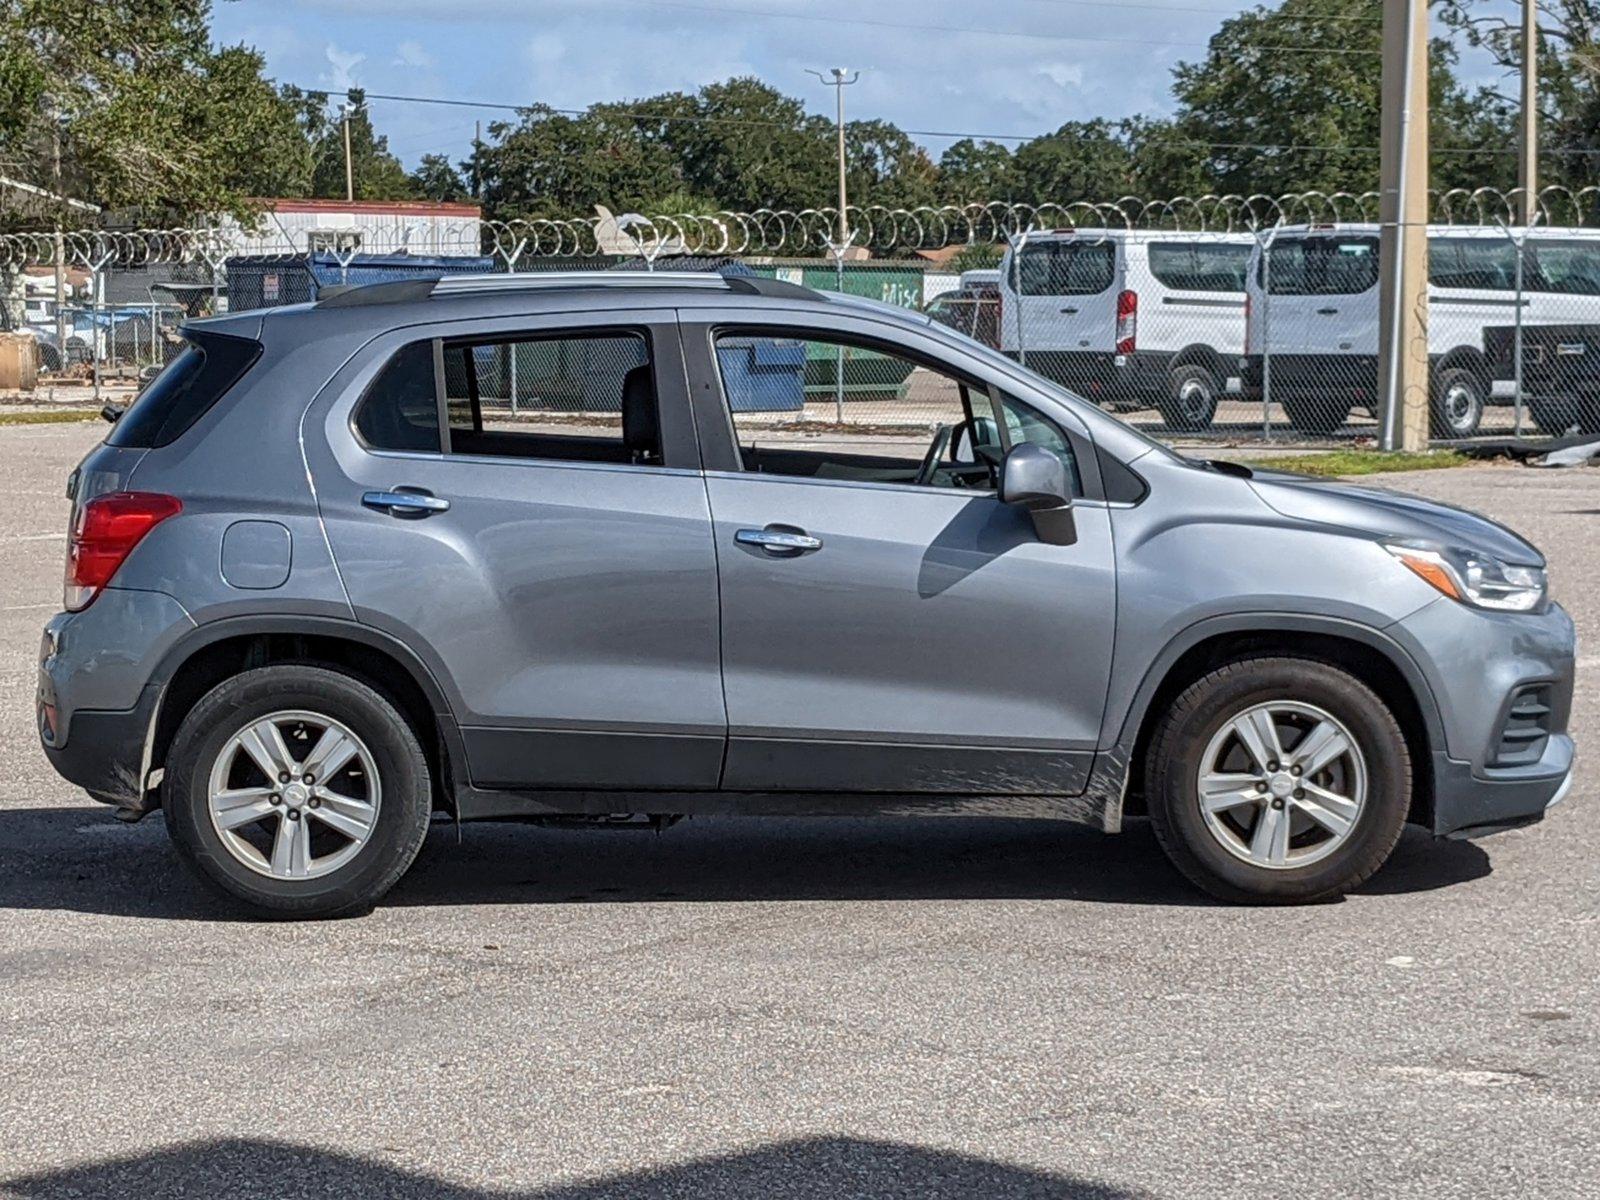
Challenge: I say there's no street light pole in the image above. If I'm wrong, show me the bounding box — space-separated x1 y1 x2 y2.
807 67 860 248
341 103 355 202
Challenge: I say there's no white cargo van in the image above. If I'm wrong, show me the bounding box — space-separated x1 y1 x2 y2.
1242 224 1600 436
997 229 1254 431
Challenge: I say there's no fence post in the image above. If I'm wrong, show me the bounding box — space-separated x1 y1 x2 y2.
1259 226 1278 441
1006 227 1032 370
823 231 856 424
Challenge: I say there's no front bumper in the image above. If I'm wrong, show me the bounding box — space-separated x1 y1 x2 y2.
1432 736 1574 839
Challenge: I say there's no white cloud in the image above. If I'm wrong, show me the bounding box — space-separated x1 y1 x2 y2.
323 43 367 91
393 39 435 69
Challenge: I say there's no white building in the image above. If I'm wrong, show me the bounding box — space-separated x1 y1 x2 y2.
218 198 484 258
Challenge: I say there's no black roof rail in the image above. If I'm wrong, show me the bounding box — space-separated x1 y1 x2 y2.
312 269 826 309
721 275 823 301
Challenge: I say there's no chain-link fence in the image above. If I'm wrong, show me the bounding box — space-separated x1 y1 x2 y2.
7 188 1600 444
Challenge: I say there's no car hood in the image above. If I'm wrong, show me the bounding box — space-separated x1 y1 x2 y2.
1246 470 1544 567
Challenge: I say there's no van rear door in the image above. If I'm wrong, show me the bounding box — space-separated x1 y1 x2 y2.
1258 233 1381 390
1000 234 1119 391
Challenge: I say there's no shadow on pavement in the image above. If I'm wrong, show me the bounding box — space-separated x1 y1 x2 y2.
0 804 1490 921
0 1136 1147 1200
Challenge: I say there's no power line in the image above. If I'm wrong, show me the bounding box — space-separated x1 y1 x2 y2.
315 87 1596 156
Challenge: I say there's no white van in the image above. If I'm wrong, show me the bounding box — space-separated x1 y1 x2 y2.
997 229 1254 431
1242 224 1600 436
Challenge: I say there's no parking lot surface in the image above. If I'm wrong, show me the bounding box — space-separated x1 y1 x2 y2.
1 422 1596 1200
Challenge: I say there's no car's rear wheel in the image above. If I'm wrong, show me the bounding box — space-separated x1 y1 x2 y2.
1159 364 1220 432
1145 657 1410 904
1431 367 1486 438
1280 395 1350 437
163 665 432 919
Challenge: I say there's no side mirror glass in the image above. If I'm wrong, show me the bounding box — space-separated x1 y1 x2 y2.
1000 443 1076 546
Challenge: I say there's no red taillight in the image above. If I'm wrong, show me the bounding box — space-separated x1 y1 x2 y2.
1115 289 1138 355
64 492 182 611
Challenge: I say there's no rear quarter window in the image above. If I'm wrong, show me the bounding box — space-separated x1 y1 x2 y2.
107 331 261 448
1263 236 1380 296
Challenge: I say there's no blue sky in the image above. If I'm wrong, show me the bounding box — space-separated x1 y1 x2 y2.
211 0 1513 175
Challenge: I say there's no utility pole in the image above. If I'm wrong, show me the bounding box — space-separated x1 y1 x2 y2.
1518 0 1538 225
807 68 860 248
49 98 66 387
473 119 483 200
341 103 355 202
1377 0 1430 451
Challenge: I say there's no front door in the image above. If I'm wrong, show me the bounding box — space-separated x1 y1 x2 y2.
687 315 1118 794
305 311 726 790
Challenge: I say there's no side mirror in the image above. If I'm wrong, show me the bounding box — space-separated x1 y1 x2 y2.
1000 443 1077 546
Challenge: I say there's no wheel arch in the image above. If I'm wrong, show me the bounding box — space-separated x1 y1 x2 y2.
147 616 464 812
1111 615 1443 830
1434 346 1492 392
1168 344 1230 383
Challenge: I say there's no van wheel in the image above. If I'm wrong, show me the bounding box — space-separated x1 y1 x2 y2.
1431 367 1486 438
163 665 433 919
1145 657 1410 904
1159 365 1220 432
1279 395 1350 436
1526 396 1599 437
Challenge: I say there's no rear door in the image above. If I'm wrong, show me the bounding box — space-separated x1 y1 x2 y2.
1140 237 1250 360
1260 232 1381 360
1428 233 1523 373
304 308 726 791
1001 235 1119 370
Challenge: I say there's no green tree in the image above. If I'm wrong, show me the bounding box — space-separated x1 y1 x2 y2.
0 0 313 221
1010 119 1138 204
297 88 412 201
1160 0 1512 197
1440 0 1600 192
409 153 467 202
661 78 834 210
937 139 1017 201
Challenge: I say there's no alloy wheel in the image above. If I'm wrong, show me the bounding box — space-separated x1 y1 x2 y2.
206 709 382 880
1195 701 1367 870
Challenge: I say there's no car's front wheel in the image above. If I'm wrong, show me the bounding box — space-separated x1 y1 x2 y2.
163 665 433 919
1145 657 1410 903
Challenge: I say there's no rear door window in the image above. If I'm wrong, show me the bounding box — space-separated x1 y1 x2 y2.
353 340 441 452
1017 240 1116 295
1263 237 1380 295
107 331 261 448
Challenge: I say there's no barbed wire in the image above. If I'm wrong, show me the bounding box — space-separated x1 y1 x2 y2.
5 186 1600 272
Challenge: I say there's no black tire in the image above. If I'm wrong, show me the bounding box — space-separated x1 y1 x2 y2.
1280 394 1350 436
163 665 433 919
1526 396 1600 438
1430 366 1486 438
1159 364 1220 432
1145 657 1411 904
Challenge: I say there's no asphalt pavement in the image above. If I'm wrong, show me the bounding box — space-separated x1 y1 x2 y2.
1 422 1596 1199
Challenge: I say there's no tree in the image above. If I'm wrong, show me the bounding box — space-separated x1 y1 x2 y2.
294 87 411 201
1439 0 1600 192
937 140 1017 201
845 119 939 211
409 153 467 202
1010 119 1138 204
0 0 314 221
660 78 834 210
1159 0 1512 197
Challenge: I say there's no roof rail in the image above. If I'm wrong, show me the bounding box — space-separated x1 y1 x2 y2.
314 269 823 309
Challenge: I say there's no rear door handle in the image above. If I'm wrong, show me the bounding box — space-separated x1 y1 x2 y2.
735 526 822 556
363 489 451 517
1317 307 1340 315
1059 306 1079 314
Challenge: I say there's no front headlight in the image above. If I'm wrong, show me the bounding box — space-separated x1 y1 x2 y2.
1384 539 1547 612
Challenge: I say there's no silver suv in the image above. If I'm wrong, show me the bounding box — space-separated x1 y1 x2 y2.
38 271 1576 917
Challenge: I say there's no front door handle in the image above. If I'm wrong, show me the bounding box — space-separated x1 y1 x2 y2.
1059 306 1079 314
363 489 451 517
735 525 822 556
1317 307 1340 316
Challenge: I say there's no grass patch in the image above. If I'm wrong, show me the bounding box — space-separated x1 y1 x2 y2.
0 409 100 427
1241 450 1473 478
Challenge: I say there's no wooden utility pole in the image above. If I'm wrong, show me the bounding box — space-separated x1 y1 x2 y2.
1518 0 1539 225
1377 0 1431 451
342 104 355 202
